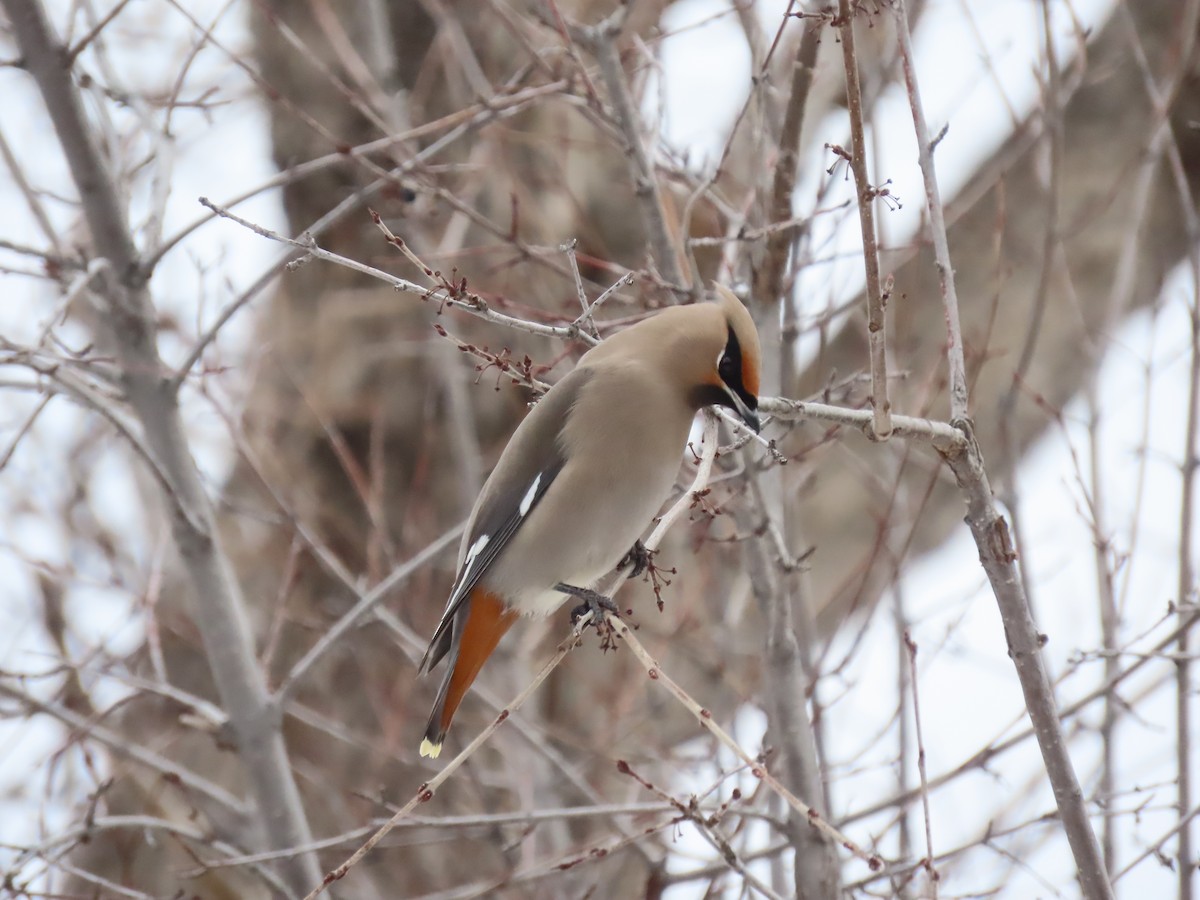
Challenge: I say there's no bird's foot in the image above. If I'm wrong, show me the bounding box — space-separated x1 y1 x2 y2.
619 540 651 579
557 583 620 651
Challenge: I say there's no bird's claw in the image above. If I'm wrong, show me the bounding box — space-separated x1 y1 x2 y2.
567 589 619 627
619 540 650 579
557 583 620 650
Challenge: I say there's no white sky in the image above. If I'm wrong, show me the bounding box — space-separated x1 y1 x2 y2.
2 0 1196 897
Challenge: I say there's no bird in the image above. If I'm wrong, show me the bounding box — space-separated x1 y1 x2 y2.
417 284 762 759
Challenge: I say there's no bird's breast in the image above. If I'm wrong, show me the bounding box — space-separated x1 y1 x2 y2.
483 417 692 616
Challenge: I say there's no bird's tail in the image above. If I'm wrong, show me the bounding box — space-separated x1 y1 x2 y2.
420 587 517 759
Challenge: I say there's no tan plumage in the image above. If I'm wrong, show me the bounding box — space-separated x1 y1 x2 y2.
418 285 761 758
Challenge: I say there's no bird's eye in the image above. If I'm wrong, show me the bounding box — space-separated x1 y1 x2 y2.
718 353 736 382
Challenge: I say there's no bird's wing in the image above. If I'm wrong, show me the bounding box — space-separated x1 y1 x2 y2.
418 367 594 674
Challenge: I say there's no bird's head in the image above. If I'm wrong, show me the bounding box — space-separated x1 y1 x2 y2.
703 284 762 433
577 284 763 431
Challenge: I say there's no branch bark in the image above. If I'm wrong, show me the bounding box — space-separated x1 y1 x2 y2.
892 2 1112 894
2 2 321 894
836 0 892 439
579 10 687 289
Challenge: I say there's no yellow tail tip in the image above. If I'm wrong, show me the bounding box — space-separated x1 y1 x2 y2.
419 738 442 759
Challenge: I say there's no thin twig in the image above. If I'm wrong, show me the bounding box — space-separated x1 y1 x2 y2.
202 198 593 344
903 631 939 897
301 631 583 899
891 0 967 420
753 14 820 310
578 9 686 288
0 681 247 814
273 525 464 704
843 608 1200 827
1 3 321 892
891 1 1113 894
835 0 892 439
995 0 1069 623
607 615 883 874
1174 194 1200 900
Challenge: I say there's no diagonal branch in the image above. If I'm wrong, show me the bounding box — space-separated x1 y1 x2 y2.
1 1 321 894
576 9 686 289
890 3 1113 895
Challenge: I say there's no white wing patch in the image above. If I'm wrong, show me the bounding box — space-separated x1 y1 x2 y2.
465 534 489 566
444 471 539 612
518 474 542 516
420 463 563 675
452 533 491 596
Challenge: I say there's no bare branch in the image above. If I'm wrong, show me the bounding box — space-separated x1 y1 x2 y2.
938 423 1113 900
903 631 939 896
608 615 884 875
302 631 583 899
1 2 321 892
835 0 892 439
889 1 1113 894
577 10 686 289
203 198 593 344
0 680 247 814
753 14 820 309
274 525 463 704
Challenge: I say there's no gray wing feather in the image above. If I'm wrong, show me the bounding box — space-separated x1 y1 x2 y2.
418 460 562 674
417 368 594 675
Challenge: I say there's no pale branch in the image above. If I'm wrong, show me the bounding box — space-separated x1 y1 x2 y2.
660 841 792 887
1115 5 1200 889
274 524 463 704
560 239 600 337
939 423 1113 900
753 12 820 309
577 9 687 289
45 861 157 900
844 805 1078 892
2 2 321 893
891 0 969 420
743 473 840 898
573 271 634 327
607 615 884 875
903 631 940 896
1113 798 1200 884
17 358 189 523
835 0 892 439
760 396 964 450
843 607 1200 827
410 811 680 900
890 1 1113 895
201 198 594 344
301 631 582 899
995 0 1075 622
615 759 788 900
12 814 291 897
0 681 247 814
146 93 452 267
1175 218 1200 900
178 800 781 881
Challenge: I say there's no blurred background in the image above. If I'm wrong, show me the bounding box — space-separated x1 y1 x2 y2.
0 0 1197 897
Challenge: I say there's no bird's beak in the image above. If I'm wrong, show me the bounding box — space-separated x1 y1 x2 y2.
728 391 760 434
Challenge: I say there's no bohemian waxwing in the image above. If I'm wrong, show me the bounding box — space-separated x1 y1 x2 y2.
417 284 762 758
